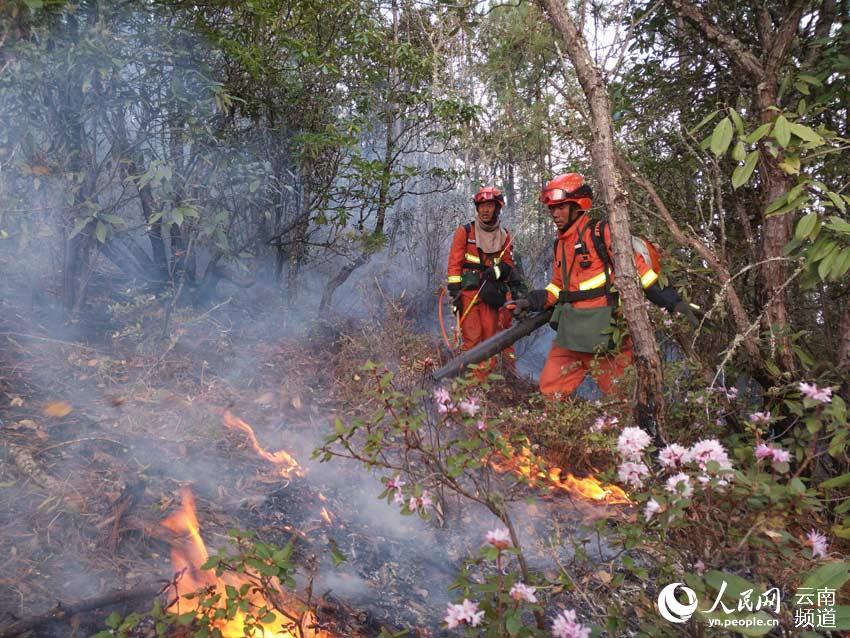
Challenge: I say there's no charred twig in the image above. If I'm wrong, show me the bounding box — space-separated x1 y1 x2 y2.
0 581 168 638
5 443 82 506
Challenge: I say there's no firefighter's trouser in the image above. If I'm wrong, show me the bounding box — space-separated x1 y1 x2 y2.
539 339 632 396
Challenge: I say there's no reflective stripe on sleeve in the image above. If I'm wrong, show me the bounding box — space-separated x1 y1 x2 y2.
545 283 561 297
447 275 462 284
641 269 659 288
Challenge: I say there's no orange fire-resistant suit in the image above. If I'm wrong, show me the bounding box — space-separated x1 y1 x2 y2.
447 222 520 377
537 214 660 396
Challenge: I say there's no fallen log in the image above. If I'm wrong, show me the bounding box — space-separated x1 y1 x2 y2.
0 581 167 638
432 309 553 382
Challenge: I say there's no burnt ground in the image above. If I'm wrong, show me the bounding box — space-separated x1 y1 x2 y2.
0 277 627 637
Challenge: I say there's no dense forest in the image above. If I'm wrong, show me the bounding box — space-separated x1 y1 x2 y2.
0 0 848 636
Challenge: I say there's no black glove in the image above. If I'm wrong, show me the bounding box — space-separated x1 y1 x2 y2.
526 289 548 312
674 300 701 328
483 263 511 282
507 298 530 317
644 282 680 311
447 283 462 315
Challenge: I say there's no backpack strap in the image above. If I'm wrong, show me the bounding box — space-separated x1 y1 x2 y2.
589 220 617 306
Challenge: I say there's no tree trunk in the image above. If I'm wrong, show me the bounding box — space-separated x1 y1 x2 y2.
538 0 667 439
755 84 796 372
113 109 169 284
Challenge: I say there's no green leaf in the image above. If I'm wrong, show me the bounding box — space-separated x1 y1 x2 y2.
710 117 734 156
797 74 823 87
795 213 819 240
95 221 107 243
732 150 759 189
69 217 91 240
105 611 122 629
778 155 801 174
765 192 789 215
690 109 720 135
746 123 772 144
732 140 746 161
828 248 850 281
821 473 850 490
818 250 838 279
773 115 791 148
729 108 745 135
825 192 847 213
798 562 850 592
789 122 826 146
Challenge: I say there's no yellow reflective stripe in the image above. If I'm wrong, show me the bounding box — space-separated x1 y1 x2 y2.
545 283 561 297
578 272 607 291
447 275 462 284
641 269 659 288
464 252 481 264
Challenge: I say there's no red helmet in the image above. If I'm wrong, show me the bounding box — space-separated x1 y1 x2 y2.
539 173 593 210
473 186 505 209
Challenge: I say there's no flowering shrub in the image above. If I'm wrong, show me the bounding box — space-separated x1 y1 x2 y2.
320 361 850 636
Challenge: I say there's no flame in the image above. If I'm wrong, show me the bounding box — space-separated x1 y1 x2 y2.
223 411 303 477
493 446 630 505
161 488 320 637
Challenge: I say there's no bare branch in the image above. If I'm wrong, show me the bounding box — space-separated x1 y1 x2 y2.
665 0 764 79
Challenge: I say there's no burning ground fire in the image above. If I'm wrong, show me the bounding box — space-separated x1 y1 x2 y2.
161 487 325 638
223 410 303 478
493 446 630 505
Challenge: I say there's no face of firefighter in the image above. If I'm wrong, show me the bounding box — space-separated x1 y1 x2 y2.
548 201 580 230
476 200 498 224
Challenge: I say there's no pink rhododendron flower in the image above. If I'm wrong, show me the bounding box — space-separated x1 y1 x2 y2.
665 472 693 498
754 443 773 460
476 419 487 431
617 426 651 460
694 560 706 574
485 528 512 549
385 475 405 503
551 609 591 638
723 386 739 400
444 599 485 629
770 447 790 464
434 387 450 405
755 443 791 470
807 529 829 559
749 411 772 426
644 498 660 521
658 443 688 469
799 382 832 403
592 413 619 432
458 397 481 417
408 489 432 513
617 461 650 487
686 438 732 472
509 582 538 603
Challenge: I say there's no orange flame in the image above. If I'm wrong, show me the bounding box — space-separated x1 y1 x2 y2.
161 488 320 637
223 411 303 478
493 446 630 505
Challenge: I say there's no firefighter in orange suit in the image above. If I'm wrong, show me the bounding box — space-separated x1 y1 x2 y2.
507 173 694 396
447 186 527 377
